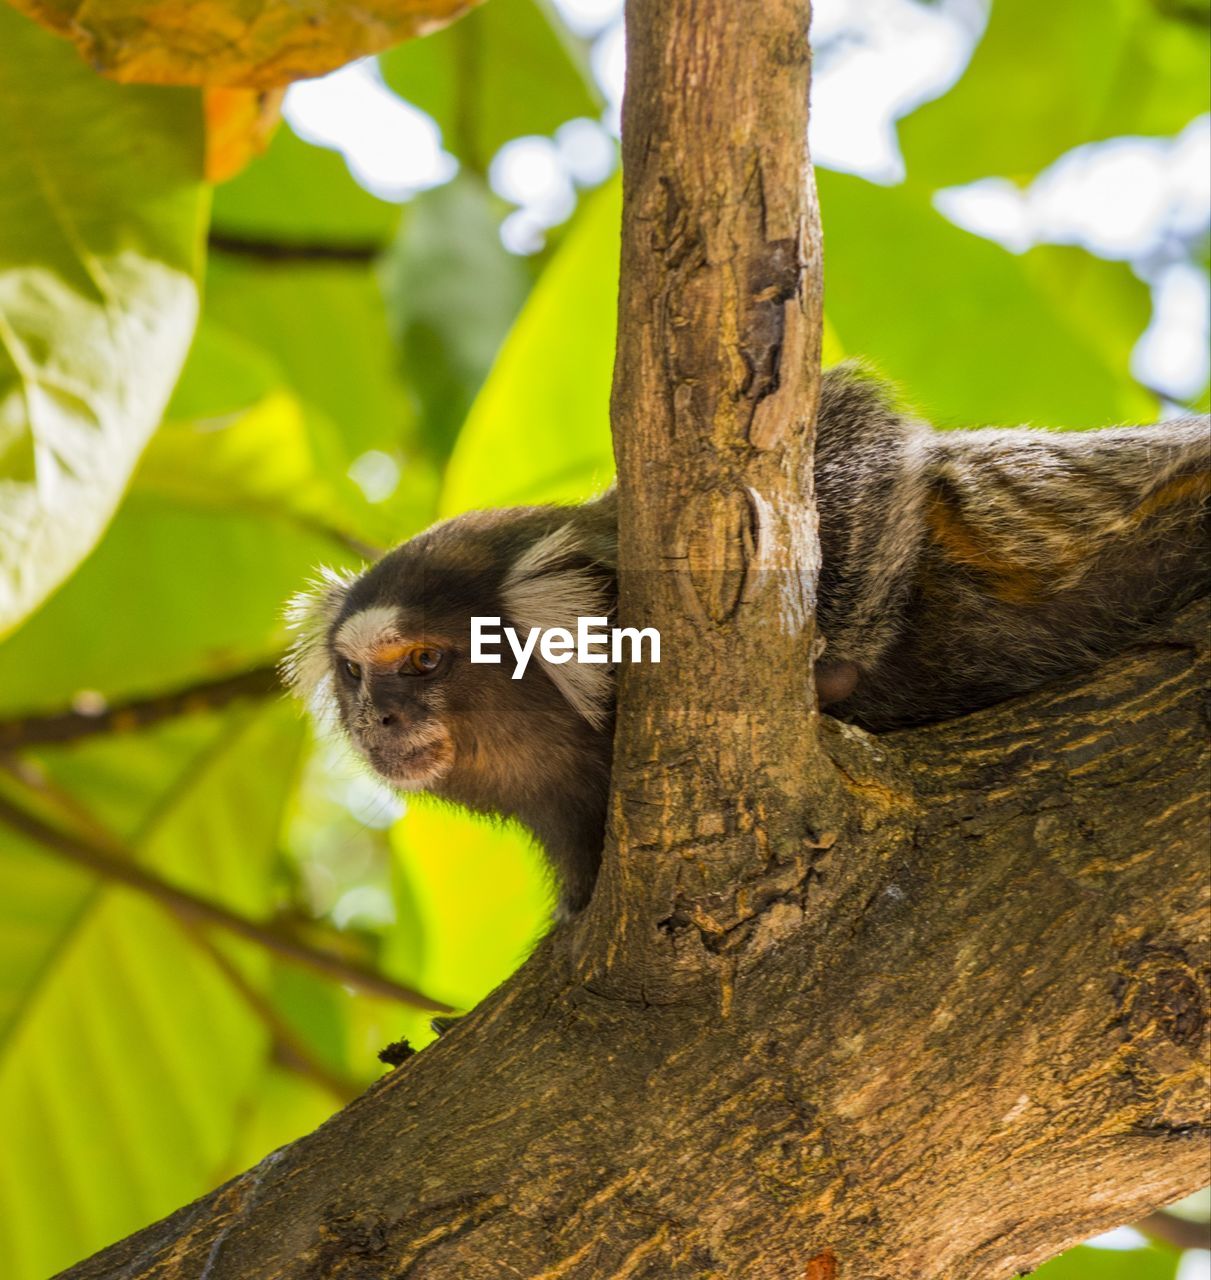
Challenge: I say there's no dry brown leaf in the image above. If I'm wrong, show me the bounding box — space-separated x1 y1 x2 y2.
6 0 482 88
204 87 283 181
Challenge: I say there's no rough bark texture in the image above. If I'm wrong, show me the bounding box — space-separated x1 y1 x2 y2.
597 0 833 1005
60 1 1210 1277
60 603 1211 1280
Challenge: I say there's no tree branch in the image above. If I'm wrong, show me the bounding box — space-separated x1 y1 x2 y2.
1137 1209 1211 1253
208 232 384 264
0 791 451 1014
597 0 830 997
1131 1208 1208 1249
56 603 1211 1280
184 924 364 1104
0 666 281 750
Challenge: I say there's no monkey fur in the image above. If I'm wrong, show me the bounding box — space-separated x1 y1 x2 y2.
286 366 1211 917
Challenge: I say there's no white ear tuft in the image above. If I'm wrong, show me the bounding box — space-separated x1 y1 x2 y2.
503 525 614 729
282 566 359 721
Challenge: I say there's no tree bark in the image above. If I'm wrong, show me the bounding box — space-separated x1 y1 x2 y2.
599 0 832 1005
59 602 1211 1280
60 1 1210 1277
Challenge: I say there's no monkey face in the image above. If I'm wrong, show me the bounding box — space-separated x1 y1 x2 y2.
325 603 458 789
283 502 618 803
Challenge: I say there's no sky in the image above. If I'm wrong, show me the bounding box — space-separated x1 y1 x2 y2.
281 0 1210 395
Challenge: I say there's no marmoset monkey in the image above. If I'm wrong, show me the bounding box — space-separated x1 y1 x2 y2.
286 367 1211 917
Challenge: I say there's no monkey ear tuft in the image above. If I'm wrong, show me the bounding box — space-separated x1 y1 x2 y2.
282 566 359 720
504 524 615 728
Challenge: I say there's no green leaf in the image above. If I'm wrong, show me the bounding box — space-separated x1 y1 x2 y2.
212 123 401 248
899 0 1211 187
0 6 204 638
139 701 305 905
200 254 442 537
215 1066 342 1183
141 322 389 547
389 801 552 1012
16 716 236 851
1033 1243 1179 1279
0 895 267 1279
379 0 600 174
440 177 620 515
0 703 304 1279
1018 244 1155 407
0 706 296 1052
382 173 532 459
817 170 1156 427
0 487 341 716
1152 0 1211 23
203 253 418 463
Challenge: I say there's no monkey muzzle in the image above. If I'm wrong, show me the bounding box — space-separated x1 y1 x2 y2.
351 695 454 790
357 723 453 789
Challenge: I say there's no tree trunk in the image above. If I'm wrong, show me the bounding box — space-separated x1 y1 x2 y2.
59 602 1211 1280
61 1 1210 1277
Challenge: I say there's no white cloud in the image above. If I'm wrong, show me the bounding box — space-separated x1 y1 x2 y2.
1133 260 1211 400
1086 1227 1148 1250
1178 1251 1211 1280
284 59 457 202
490 135 578 252
551 0 623 38
556 117 617 187
810 0 988 183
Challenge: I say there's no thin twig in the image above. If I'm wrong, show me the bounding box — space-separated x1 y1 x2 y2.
0 791 451 1014
1137 1209 1211 1252
0 666 282 750
209 232 384 264
185 924 364 1103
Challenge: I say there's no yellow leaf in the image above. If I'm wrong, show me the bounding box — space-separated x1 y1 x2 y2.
204 87 283 183
7 0 485 89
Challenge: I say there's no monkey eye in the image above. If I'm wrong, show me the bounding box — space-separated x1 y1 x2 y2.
342 659 362 682
404 646 444 676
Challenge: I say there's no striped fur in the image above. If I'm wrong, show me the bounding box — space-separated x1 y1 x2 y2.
283 366 1210 913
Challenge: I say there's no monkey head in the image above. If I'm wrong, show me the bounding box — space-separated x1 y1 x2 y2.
283 498 619 876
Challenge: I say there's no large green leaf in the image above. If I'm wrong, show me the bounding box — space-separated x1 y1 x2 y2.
142 321 394 548
0 896 266 1279
0 702 305 1279
817 170 1156 428
0 5 204 637
383 173 532 459
202 254 442 538
380 0 600 174
203 253 424 466
212 123 401 248
0 487 338 716
216 1066 341 1184
899 0 1211 187
440 177 620 515
0 708 292 1051
1034 1242 1179 1279
389 801 551 1016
